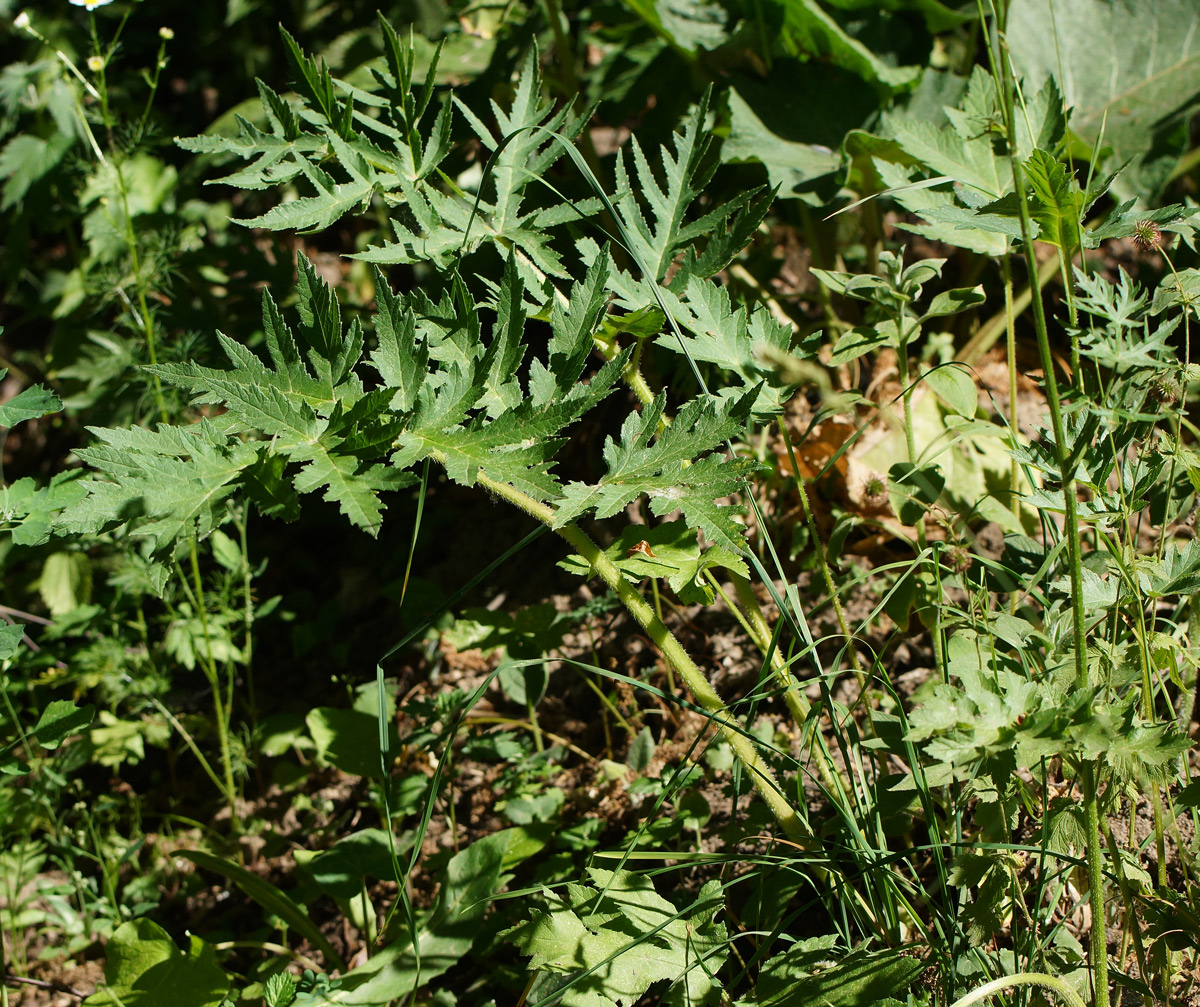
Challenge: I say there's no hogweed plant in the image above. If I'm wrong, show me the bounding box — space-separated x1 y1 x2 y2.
11 5 1200 1007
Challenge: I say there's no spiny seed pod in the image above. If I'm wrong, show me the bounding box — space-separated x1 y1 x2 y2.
862 471 889 508
1132 219 1162 251
1149 376 1179 406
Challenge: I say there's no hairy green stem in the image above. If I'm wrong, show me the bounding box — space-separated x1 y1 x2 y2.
232 508 258 733
896 317 918 468
999 62 1088 689
460 459 807 839
90 32 170 427
989 10 1101 1001
1001 251 1022 520
1056 244 1081 382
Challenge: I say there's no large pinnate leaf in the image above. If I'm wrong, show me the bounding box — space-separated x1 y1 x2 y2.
59 422 260 553
60 255 411 549
1009 0 1200 199
357 47 594 277
391 253 627 501
608 90 769 290
178 26 450 227
60 225 760 595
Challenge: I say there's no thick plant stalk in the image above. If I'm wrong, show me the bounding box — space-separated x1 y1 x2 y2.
989 10 1101 1004
896 309 919 467
1080 762 1110 1007
726 571 849 802
461 460 808 840
1006 99 1108 1007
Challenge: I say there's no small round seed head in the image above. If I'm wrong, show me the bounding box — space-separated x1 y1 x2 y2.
1132 219 1162 251
862 471 889 508
945 545 973 574
1149 375 1179 406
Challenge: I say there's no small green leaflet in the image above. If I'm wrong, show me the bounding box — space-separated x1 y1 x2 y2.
58 421 261 552
179 22 450 232
558 520 749 604
0 374 62 428
608 89 768 287
554 390 761 553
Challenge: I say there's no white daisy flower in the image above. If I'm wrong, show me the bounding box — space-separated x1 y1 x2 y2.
69 0 115 10
87 55 104 71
